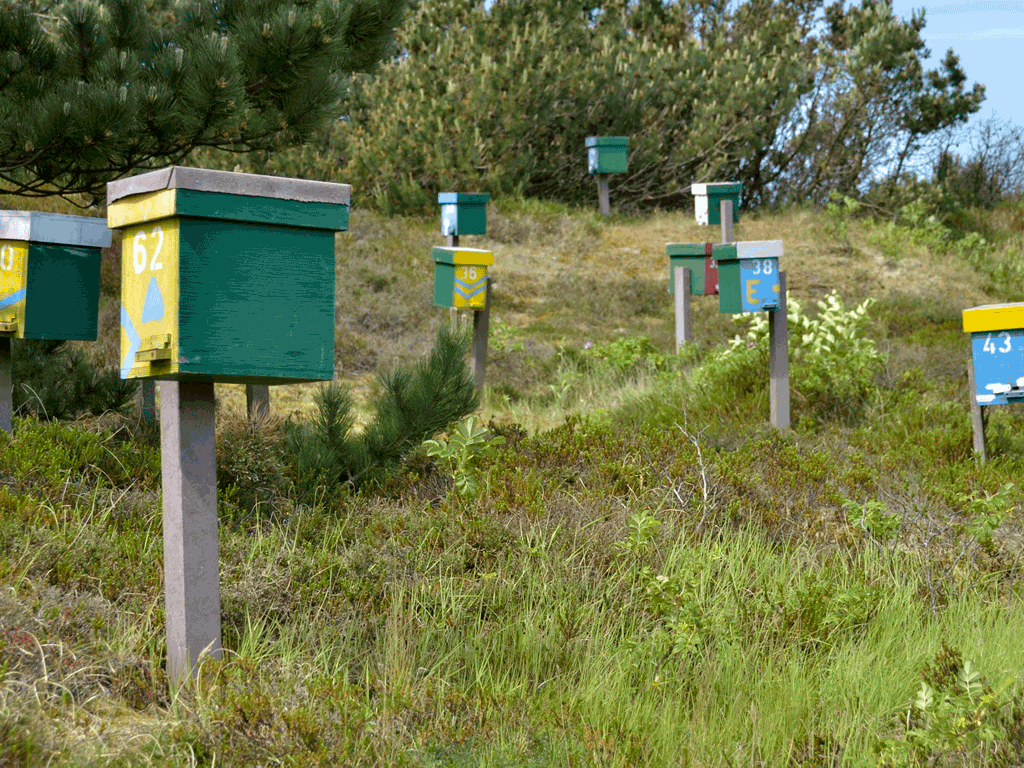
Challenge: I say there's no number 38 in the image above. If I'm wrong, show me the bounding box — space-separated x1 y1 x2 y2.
750 259 774 275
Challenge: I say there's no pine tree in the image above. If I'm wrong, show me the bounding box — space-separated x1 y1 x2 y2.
0 0 406 202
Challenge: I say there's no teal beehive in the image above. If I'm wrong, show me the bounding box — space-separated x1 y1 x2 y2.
0 211 110 340
439 193 490 236
585 137 629 174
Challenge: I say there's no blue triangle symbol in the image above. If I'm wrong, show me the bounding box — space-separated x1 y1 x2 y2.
141 277 164 323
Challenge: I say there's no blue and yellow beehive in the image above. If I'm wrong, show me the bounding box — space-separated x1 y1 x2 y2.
963 303 1024 405
432 247 493 310
439 193 490 236
713 240 783 314
585 137 629 174
0 212 110 340
107 166 351 384
692 182 741 226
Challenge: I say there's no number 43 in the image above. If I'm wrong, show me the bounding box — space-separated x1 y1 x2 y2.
983 332 1012 354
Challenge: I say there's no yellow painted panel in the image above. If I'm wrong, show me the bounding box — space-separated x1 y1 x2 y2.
0 240 29 337
963 303 1024 333
449 248 494 266
107 189 178 229
120 219 180 378
453 265 488 309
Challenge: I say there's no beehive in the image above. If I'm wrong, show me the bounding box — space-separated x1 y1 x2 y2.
585 136 629 174
107 166 350 384
0 211 110 340
692 182 741 226
713 240 783 314
432 247 493 309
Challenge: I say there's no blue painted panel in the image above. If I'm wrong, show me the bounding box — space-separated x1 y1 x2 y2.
737 258 780 312
971 329 1024 405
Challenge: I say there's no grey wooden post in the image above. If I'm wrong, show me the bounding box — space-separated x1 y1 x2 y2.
720 200 734 243
597 175 611 216
769 271 790 429
140 380 156 422
246 384 270 421
472 280 492 393
674 267 693 352
446 233 459 248
0 337 10 433
968 360 988 462
159 380 222 687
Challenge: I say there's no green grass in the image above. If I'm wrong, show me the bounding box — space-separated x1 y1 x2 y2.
2 198 1024 765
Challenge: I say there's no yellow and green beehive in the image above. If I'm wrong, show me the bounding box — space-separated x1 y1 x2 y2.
963 303 1024 405
107 167 351 384
432 247 493 309
0 212 110 340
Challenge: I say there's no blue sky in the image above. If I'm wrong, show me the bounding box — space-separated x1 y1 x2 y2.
888 0 1023 129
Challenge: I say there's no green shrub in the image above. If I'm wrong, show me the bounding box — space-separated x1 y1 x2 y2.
722 291 885 424
12 340 137 421
283 323 479 501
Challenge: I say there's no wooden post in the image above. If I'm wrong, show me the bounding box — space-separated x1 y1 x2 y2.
598 175 611 216
472 280 491 393
140 380 156 422
0 337 10 433
160 380 222 687
720 199 734 243
246 384 270 421
769 271 791 430
674 267 693 352
968 360 988 462
446 233 459 248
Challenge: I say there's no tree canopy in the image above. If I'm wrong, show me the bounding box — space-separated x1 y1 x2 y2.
333 0 984 211
0 0 406 202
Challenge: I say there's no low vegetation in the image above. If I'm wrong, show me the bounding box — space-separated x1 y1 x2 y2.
1 190 1024 766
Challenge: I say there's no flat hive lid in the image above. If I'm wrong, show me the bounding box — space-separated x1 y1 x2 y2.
963 303 1024 333
432 246 494 266
666 242 712 256
691 182 742 196
107 166 351 206
0 211 111 248
585 136 628 147
438 192 490 205
712 240 783 261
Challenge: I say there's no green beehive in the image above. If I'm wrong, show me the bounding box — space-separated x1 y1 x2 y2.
439 193 490 236
586 136 629 174
713 240 783 314
666 242 719 296
692 182 741 226
432 247 493 310
107 167 351 384
0 212 110 340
